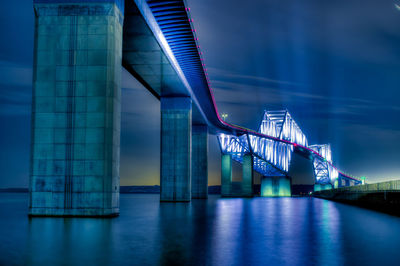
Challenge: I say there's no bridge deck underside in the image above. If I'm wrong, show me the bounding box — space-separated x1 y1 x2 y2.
122 1 206 125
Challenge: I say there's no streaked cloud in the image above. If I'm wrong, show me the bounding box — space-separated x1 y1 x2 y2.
0 60 32 87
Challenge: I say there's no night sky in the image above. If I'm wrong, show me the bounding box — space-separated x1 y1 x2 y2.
0 0 399 188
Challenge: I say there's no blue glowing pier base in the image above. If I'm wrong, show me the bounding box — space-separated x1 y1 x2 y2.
192 125 208 199
314 184 322 192
160 97 192 202
314 183 332 192
29 1 123 216
261 176 291 197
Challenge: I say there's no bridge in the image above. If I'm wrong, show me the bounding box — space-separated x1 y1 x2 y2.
29 0 361 216
218 109 362 198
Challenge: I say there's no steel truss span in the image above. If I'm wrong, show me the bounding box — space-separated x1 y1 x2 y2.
218 110 361 187
136 0 361 187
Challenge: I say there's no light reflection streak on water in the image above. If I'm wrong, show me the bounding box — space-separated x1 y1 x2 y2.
2 194 400 265
212 199 243 266
315 199 342 266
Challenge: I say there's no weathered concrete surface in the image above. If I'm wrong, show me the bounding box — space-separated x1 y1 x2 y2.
221 154 254 197
191 125 208 199
29 2 123 217
241 154 254 197
160 97 192 202
314 180 400 216
221 154 232 197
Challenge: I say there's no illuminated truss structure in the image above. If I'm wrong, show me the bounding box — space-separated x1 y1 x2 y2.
259 110 308 147
308 144 338 184
219 132 292 176
218 110 307 177
218 109 361 187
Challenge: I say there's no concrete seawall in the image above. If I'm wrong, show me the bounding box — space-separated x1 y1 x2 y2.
313 180 400 216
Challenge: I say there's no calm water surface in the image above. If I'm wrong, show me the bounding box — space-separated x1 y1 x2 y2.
1 193 400 266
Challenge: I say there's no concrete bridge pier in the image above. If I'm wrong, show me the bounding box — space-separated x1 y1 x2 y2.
261 176 291 197
160 97 192 202
314 184 322 192
221 154 232 197
29 1 123 216
334 179 339 189
241 154 254 197
191 125 208 199
221 154 254 197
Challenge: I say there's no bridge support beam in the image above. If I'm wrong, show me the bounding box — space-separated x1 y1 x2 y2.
160 97 192 202
261 176 291 197
221 154 232 197
191 125 208 199
241 154 254 197
29 2 123 216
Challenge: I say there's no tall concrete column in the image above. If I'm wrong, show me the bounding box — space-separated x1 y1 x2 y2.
191 125 208 199
160 97 192 202
241 154 253 197
221 154 232 197
29 1 123 216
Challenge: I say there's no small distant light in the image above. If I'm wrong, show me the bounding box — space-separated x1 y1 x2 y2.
221 113 228 121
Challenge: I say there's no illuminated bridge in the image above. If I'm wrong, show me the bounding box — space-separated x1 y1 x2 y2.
218 109 362 197
29 0 362 216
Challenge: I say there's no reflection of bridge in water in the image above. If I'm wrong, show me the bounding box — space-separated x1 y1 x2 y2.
29 0 362 217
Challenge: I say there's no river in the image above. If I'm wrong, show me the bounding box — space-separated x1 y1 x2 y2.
1 193 400 265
